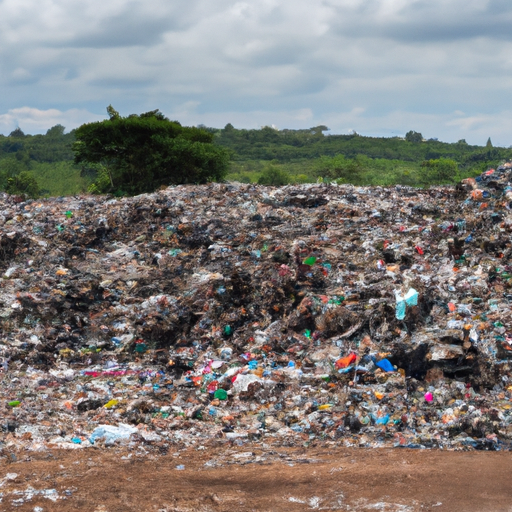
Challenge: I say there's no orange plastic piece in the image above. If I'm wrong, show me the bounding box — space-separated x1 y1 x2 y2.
191 376 202 386
335 353 357 369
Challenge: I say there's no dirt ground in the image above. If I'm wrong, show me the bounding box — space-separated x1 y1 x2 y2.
0 446 511 511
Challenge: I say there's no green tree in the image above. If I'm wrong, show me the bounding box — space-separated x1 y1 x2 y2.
420 158 458 185
0 156 26 182
5 171 40 198
73 107 230 195
257 164 290 185
314 154 364 184
9 128 25 138
45 124 66 138
486 137 493 148
405 130 423 143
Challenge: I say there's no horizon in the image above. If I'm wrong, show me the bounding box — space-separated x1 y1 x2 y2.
1 121 508 150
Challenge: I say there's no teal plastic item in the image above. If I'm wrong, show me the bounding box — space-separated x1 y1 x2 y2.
395 299 406 320
404 288 419 306
374 414 390 425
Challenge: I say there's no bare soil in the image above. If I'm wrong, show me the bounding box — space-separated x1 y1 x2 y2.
0 446 511 511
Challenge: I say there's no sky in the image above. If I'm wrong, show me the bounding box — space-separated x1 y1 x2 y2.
1 0 512 145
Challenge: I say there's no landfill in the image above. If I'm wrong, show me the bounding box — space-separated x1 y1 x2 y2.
1 162 512 454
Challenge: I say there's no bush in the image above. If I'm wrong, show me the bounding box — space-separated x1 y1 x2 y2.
6 171 40 198
257 165 290 186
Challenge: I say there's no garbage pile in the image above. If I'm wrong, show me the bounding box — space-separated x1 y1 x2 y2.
1 163 512 452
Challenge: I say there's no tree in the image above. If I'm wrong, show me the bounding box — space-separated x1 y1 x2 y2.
9 128 25 138
5 171 40 198
486 137 493 148
314 154 365 184
405 130 423 143
257 164 290 186
420 158 458 185
310 125 329 136
46 124 65 138
106 104 120 120
73 107 230 195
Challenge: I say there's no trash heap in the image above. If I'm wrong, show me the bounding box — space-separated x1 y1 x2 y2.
1 163 512 452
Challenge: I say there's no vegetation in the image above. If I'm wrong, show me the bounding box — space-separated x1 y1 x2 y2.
257 164 291 186
73 106 230 196
215 125 511 187
0 116 510 197
0 125 83 197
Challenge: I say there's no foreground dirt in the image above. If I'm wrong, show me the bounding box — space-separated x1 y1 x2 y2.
0 446 511 511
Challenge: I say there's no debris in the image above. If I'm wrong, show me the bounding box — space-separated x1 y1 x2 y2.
0 170 511 452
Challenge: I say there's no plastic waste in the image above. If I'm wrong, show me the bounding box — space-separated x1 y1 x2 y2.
232 374 261 392
214 389 228 400
89 424 137 444
373 414 390 425
395 292 406 320
404 288 419 307
376 359 394 372
335 353 357 369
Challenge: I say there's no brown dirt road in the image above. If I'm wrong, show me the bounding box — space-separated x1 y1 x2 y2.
0 446 511 511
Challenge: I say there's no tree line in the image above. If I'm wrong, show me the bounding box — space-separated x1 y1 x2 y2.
0 109 509 198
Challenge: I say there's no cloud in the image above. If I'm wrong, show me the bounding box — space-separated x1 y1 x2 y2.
327 0 512 43
1 0 512 145
0 107 103 135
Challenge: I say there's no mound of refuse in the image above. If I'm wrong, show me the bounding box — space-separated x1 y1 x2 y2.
1 164 512 452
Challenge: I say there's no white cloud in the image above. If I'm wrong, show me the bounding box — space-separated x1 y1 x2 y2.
0 107 103 134
0 0 512 144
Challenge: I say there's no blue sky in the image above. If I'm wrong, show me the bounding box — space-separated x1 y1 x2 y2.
1 0 512 145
